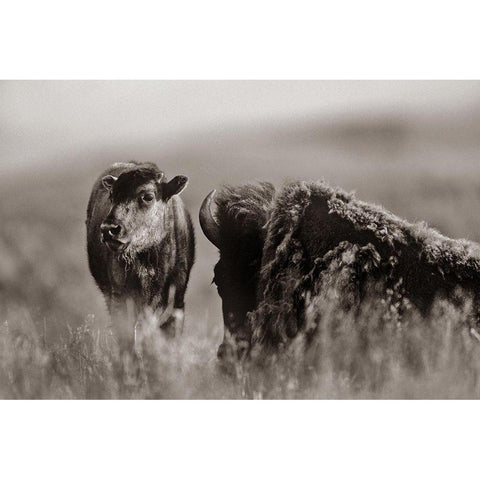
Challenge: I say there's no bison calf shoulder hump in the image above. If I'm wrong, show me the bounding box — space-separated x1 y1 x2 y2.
86 162 195 348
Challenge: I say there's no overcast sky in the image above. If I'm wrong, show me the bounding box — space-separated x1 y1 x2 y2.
2 81 480 173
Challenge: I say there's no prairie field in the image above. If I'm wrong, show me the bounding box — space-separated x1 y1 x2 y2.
3 83 480 398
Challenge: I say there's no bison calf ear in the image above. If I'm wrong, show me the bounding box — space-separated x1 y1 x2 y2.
102 175 118 191
162 175 189 201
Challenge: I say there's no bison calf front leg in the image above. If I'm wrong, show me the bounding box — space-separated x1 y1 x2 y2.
159 308 184 338
158 285 186 338
108 294 147 388
109 294 139 353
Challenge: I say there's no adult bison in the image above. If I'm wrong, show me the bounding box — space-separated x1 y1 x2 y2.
200 180 480 362
87 161 195 350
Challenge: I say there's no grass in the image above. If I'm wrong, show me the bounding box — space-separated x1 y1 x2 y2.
2 288 480 399
2 115 480 398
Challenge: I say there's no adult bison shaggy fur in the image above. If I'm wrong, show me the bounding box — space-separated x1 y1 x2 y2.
200 180 480 363
87 161 195 350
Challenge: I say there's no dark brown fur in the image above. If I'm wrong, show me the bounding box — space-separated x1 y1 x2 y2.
208 180 480 360
211 183 275 361
86 162 195 348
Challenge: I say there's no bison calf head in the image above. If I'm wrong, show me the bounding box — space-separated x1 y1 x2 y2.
100 165 188 256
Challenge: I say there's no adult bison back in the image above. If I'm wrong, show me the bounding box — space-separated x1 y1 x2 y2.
253 181 480 349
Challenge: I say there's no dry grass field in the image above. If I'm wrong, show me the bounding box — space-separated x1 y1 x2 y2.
2 106 480 398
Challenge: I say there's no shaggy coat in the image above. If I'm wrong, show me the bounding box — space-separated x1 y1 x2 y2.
86 162 195 346
209 180 480 357
212 183 275 359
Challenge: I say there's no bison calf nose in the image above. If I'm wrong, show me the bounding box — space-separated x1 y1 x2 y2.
101 223 123 239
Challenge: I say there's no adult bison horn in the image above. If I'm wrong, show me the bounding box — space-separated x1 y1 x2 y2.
199 190 220 248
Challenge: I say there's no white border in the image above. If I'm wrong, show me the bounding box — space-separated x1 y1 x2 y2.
1 1 479 478
1 0 480 78
1 401 478 479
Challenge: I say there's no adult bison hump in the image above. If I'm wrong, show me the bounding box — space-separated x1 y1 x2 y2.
253 181 480 349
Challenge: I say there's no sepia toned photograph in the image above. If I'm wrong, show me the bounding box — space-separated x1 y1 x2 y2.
2 80 480 399
4 3 480 479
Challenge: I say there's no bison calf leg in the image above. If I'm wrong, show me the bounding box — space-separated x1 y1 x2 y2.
172 308 185 334
159 308 184 338
107 295 147 391
109 294 138 352
173 280 187 334
159 284 186 337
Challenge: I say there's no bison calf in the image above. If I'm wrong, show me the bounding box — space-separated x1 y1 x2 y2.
87 161 195 351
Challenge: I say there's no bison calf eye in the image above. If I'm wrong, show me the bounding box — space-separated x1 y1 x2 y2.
141 193 155 204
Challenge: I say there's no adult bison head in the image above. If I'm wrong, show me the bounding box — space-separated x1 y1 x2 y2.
199 183 275 363
100 164 188 257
